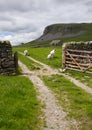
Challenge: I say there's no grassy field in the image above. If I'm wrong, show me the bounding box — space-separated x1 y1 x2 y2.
13 46 92 88
65 70 92 88
42 75 92 130
13 47 62 68
0 75 42 130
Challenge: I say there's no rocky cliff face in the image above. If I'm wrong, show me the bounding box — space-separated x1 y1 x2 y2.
36 23 86 41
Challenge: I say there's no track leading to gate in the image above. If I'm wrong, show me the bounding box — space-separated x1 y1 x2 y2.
19 52 92 96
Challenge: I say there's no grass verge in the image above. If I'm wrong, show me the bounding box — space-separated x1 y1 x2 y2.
0 75 42 130
18 53 42 70
65 70 92 88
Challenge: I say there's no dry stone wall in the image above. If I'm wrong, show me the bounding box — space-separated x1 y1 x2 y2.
0 41 18 75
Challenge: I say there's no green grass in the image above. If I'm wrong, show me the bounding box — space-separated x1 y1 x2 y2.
24 40 52 48
0 75 42 130
13 47 92 88
18 53 42 70
28 47 62 68
13 46 92 129
42 74 92 129
13 47 62 68
62 32 92 42
65 70 92 88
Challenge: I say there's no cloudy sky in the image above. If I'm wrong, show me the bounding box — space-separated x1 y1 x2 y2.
0 0 92 45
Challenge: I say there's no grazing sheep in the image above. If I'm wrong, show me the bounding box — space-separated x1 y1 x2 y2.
24 50 28 56
50 49 55 58
47 49 55 60
47 53 52 59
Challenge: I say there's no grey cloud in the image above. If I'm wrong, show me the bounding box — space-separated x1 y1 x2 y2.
53 0 80 5
0 15 12 22
85 0 92 12
0 0 51 13
0 0 31 12
0 20 37 34
85 0 92 5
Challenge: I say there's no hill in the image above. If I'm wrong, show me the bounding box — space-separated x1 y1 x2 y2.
23 23 92 47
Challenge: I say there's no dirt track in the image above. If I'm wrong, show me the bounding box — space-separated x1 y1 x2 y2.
19 60 78 130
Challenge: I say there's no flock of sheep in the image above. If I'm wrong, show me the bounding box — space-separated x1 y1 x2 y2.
24 49 55 59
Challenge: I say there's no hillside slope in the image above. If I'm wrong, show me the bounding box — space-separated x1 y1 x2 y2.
37 23 84 41
24 23 92 47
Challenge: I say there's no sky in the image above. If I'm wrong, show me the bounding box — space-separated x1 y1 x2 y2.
0 0 92 46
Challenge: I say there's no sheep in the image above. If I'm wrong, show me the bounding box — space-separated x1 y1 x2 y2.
24 50 28 56
50 49 55 58
47 53 52 59
47 49 56 60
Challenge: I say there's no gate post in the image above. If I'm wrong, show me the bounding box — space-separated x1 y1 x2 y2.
14 51 18 71
62 44 66 69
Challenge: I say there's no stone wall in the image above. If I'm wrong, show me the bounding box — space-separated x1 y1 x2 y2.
0 41 18 75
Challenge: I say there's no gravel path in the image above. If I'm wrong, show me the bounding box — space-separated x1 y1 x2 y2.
19 61 77 130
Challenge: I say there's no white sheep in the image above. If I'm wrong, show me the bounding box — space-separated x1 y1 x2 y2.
47 49 56 60
24 50 28 56
50 49 55 58
47 53 52 59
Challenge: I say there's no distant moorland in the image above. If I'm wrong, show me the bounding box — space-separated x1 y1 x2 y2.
20 23 92 47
